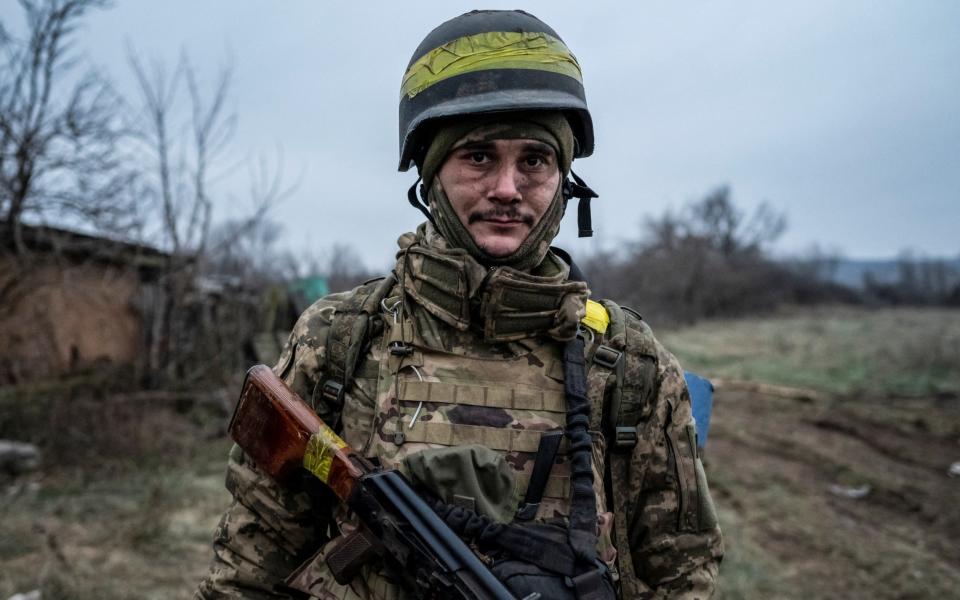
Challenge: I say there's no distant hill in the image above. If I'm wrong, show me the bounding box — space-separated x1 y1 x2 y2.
833 259 902 288
785 257 960 289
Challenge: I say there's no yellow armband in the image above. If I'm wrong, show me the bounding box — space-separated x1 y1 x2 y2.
581 300 609 334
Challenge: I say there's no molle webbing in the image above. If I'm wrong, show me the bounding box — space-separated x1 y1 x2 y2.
400 421 568 454
515 473 570 500
425 337 605 580
398 379 567 412
599 300 658 450
324 275 397 406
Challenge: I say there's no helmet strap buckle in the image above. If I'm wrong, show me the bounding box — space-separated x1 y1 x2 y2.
563 170 598 238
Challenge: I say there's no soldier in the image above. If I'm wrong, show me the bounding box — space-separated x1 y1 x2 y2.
197 9 723 600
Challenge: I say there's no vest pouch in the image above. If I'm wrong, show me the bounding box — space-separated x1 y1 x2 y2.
666 419 714 532
402 444 518 524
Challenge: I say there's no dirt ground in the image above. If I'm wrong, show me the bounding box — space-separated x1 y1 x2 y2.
3 387 957 599
707 384 960 599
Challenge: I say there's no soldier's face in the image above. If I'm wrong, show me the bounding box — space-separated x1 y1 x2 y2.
437 138 561 257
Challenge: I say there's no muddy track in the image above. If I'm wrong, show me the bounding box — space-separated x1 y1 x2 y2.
707 387 960 599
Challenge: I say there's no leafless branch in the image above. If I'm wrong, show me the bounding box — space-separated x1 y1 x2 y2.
0 0 126 253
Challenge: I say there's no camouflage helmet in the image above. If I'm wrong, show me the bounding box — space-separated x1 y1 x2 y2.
398 10 594 172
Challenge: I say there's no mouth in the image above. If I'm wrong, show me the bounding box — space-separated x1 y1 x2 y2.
469 211 534 227
482 217 524 225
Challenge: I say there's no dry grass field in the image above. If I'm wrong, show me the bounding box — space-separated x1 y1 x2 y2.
661 305 960 398
1 306 958 599
661 306 960 599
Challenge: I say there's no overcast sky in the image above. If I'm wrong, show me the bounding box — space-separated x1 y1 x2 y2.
4 1 958 267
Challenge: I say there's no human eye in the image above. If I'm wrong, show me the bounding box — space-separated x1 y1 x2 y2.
522 152 552 170
469 151 490 164
454 148 492 167
524 155 545 168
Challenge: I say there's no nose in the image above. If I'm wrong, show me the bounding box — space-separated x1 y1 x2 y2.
487 162 523 204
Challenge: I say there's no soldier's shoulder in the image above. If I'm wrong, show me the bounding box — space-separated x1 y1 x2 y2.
290 278 387 347
597 299 681 371
596 299 658 351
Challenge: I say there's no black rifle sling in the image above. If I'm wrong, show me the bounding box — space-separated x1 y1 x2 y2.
515 430 564 522
563 337 614 600
563 336 598 563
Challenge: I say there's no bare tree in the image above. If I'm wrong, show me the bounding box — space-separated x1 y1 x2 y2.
127 50 236 257
0 0 136 253
686 185 786 257
586 186 794 325
127 49 294 385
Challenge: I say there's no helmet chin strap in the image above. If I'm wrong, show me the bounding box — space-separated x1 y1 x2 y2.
407 177 437 229
562 170 599 238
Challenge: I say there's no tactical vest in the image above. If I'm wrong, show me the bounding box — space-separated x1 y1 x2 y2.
291 276 660 599
364 302 609 524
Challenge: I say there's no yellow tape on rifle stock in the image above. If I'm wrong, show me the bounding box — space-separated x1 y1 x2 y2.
303 427 348 483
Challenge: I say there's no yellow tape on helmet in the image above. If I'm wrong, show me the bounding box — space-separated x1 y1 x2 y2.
401 31 582 100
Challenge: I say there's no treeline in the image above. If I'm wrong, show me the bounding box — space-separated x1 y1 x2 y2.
580 186 959 326
860 257 960 307
583 186 794 326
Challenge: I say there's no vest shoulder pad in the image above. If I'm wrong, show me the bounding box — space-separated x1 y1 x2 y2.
324 275 397 389
276 276 393 383
596 300 658 359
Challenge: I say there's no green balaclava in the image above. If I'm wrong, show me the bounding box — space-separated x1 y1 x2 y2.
419 111 575 272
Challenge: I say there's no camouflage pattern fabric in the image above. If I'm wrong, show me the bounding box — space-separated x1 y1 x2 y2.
615 328 723 598
195 229 723 599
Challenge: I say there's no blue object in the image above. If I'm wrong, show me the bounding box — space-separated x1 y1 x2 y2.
684 371 714 449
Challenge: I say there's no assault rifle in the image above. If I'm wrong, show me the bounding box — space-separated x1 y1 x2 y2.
229 364 524 600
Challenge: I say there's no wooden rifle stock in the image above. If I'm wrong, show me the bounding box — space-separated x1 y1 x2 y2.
228 364 363 500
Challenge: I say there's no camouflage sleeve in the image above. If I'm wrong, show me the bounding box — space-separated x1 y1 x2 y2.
195 293 352 599
625 344 724 599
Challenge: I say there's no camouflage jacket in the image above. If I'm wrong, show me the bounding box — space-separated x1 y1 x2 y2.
196 240 722 599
